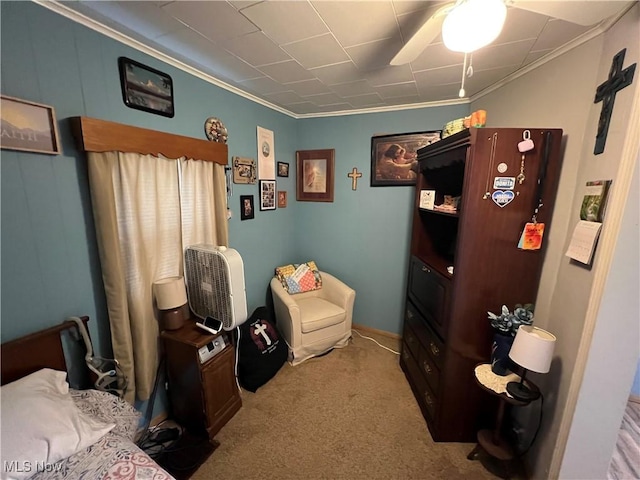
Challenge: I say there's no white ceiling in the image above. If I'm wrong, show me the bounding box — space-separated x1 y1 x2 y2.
52 1 632 117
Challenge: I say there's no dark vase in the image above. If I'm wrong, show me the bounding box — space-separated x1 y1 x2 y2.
491 332 515 376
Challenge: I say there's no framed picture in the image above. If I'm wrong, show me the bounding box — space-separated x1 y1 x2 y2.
232 156 256 184
370 130 441 186
118 57 174 118
277 161 289 177
296 149 335 202
259 179 276 211
240 195 255 220
277 190 287 208
0 95 61 155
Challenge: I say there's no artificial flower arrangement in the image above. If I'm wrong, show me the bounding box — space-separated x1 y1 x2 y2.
488 303 534 336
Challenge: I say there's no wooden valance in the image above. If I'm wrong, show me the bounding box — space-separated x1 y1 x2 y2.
71 116 227 165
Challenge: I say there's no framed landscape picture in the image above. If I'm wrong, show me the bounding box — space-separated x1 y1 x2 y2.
370 130 441 186
0 96 61 155
296 149 335 202
118 57 174 117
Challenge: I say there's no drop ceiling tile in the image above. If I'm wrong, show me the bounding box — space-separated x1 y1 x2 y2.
376 82 419 99
346 37 405 72
410 42 465 71
309 62 362 84
303 92 345 106
311 1 399 48
496 8 549 45
396 3 446 45
385 94 422 106
286 79 333 97
260 60 315 84
472 39 537 71
229 1 263 10
76 1 185 40
465 65 520 96
282 34 350 69
239 76 291 95
161 1 258 43
413 64 463 86
264 90 305 104
312 103 353 113
531 19 592 52
330 80 376 97
241 1 328 44
522 49 554 67
416 82 460 101
221 31 291 67
347 93 385 108
157 28 262 81
393 0 445 16
364 64 414 87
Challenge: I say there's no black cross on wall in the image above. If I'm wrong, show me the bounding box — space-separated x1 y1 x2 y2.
593 48 636 155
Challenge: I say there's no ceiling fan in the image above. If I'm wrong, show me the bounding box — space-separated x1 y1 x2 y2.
391 0 628 65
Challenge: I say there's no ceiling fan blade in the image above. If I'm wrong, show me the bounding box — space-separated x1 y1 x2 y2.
390 3 454 66
510 0 630 26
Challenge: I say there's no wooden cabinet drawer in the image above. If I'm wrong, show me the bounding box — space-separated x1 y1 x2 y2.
401 340 435 419
408 257 449 338
418 347 440 393
403 321 420 360
406 301 445 370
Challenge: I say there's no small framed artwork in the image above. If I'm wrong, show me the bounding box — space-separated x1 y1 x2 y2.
277 190 287 208
370 130 441 186
0 95 61 155
296 149 335 202
240 195 255 220
277 161 289 177
118 57 174 118
259 179 276 211
232 156 257 184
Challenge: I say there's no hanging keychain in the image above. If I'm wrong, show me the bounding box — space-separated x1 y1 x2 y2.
517 130 535 185
518 131 551 250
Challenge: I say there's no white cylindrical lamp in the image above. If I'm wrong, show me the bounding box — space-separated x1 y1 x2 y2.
153 276 188 331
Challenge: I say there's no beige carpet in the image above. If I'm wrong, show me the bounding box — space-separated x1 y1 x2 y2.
192 330 502 480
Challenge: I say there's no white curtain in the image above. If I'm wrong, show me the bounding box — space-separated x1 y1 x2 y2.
88 151 228 402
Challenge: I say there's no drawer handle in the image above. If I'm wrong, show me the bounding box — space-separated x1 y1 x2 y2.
407 334 415 344
422 361 432 375
402 350 409 360
424 392 434 406
421 265 431 273
429 342 440 356
406 309 414 319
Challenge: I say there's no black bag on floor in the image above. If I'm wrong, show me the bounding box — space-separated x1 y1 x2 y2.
237 306 287 392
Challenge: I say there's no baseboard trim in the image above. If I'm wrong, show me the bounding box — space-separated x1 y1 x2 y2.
352 324 401 340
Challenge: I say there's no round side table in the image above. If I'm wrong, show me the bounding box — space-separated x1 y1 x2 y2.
467 364 539 478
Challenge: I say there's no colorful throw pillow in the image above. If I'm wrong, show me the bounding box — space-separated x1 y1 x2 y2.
275 261 322 294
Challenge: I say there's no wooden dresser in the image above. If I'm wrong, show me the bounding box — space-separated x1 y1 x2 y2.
400 127 564 441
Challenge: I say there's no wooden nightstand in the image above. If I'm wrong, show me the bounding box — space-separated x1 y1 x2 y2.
467 364 539 478
161 322 242 440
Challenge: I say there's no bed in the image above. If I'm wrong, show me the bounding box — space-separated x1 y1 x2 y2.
1 318 175 480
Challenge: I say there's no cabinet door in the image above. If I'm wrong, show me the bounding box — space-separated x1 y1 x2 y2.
408 257 449 339
201 346 241 437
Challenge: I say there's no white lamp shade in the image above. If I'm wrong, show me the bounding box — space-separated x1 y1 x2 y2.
442 0 507 53
153 276 187 310
508 325 556 374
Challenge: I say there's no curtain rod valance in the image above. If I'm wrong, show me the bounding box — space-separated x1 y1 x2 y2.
71 116 228 165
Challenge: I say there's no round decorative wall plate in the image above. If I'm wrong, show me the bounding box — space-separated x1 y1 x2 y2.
204 117 228 143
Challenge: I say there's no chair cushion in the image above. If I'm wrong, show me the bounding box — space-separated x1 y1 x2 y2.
297 297 346 333
275 261 322 294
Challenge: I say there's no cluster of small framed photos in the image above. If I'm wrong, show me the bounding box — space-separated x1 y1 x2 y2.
239 181 288 221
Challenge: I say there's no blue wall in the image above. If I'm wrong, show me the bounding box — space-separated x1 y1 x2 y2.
1 2 466 353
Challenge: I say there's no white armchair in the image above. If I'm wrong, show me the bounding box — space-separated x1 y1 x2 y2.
270 272 355 365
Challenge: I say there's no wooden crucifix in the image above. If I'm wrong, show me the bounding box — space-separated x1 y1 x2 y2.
347 167 362 190
593 48 636 155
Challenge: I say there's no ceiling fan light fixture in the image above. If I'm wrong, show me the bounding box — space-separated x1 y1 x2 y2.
442 0 507 53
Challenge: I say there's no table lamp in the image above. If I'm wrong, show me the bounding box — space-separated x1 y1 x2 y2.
153 276 188 331
507 326 556 402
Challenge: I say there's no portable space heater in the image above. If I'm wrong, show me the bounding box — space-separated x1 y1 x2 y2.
184 245 248 331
